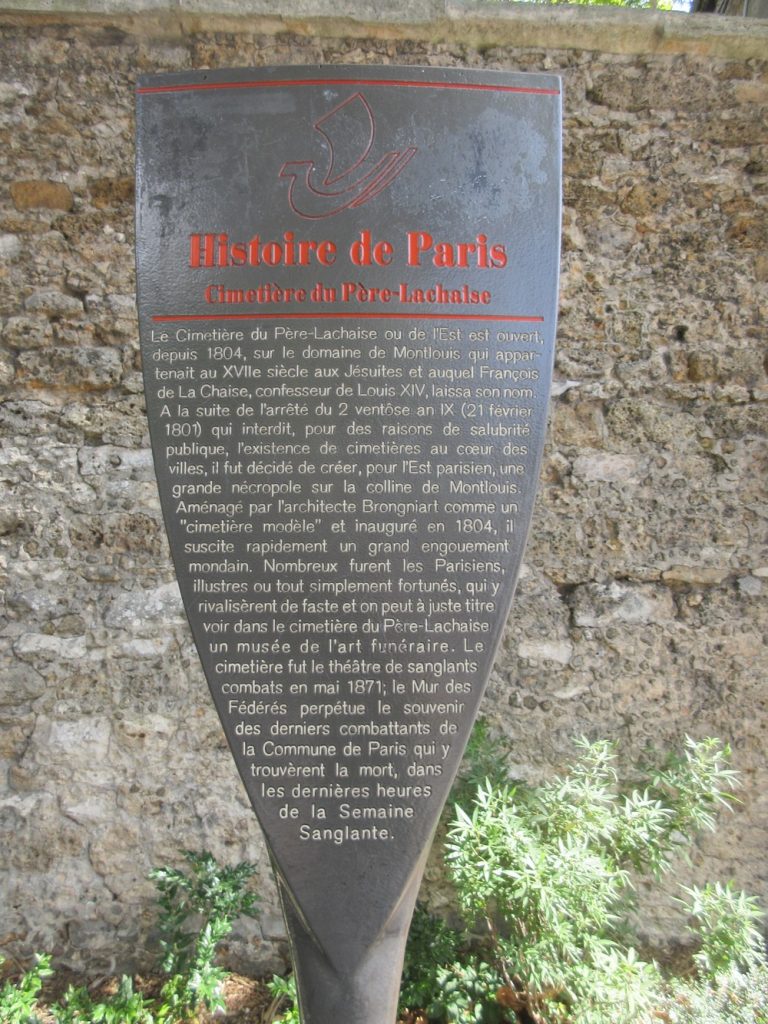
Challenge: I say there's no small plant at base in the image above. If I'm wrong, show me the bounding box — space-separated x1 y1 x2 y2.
0 953 52 1024
4 852 259 1024
53 975 155 1024
150 850 259 1020
400 905 463 1017
266 973 301 1024
431 957 506 1024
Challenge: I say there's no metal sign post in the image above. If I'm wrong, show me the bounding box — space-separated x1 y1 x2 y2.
136 65 561 1023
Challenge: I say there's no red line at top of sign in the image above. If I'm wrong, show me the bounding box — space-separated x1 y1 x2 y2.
152 312 544 323
137 77 559 97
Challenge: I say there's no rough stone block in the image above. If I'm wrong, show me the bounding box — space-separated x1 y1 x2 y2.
10 180 74 212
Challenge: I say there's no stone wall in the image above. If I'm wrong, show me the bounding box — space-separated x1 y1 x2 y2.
1 3 766 976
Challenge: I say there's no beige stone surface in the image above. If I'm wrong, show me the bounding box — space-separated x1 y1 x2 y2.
0 5 766 976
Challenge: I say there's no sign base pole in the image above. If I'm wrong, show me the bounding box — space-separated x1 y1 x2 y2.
279 871 421 1024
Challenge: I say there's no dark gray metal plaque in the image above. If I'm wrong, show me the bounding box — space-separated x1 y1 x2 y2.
136 65 561 1024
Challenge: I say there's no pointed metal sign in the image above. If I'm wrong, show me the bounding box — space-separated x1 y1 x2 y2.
136 65 561 1024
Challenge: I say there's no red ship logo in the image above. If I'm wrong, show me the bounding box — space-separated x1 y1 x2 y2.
279 92 417 219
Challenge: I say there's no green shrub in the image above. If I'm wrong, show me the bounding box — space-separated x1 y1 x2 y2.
47 850 259 1024
395 732 758 1024
149 850 259 1020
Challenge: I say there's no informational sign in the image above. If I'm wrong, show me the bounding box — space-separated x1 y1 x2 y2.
136 65 561 1024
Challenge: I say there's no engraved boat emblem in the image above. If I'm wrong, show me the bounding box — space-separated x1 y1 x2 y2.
279 92 417 219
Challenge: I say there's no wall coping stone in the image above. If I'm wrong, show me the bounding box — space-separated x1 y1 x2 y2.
1 0 767 59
